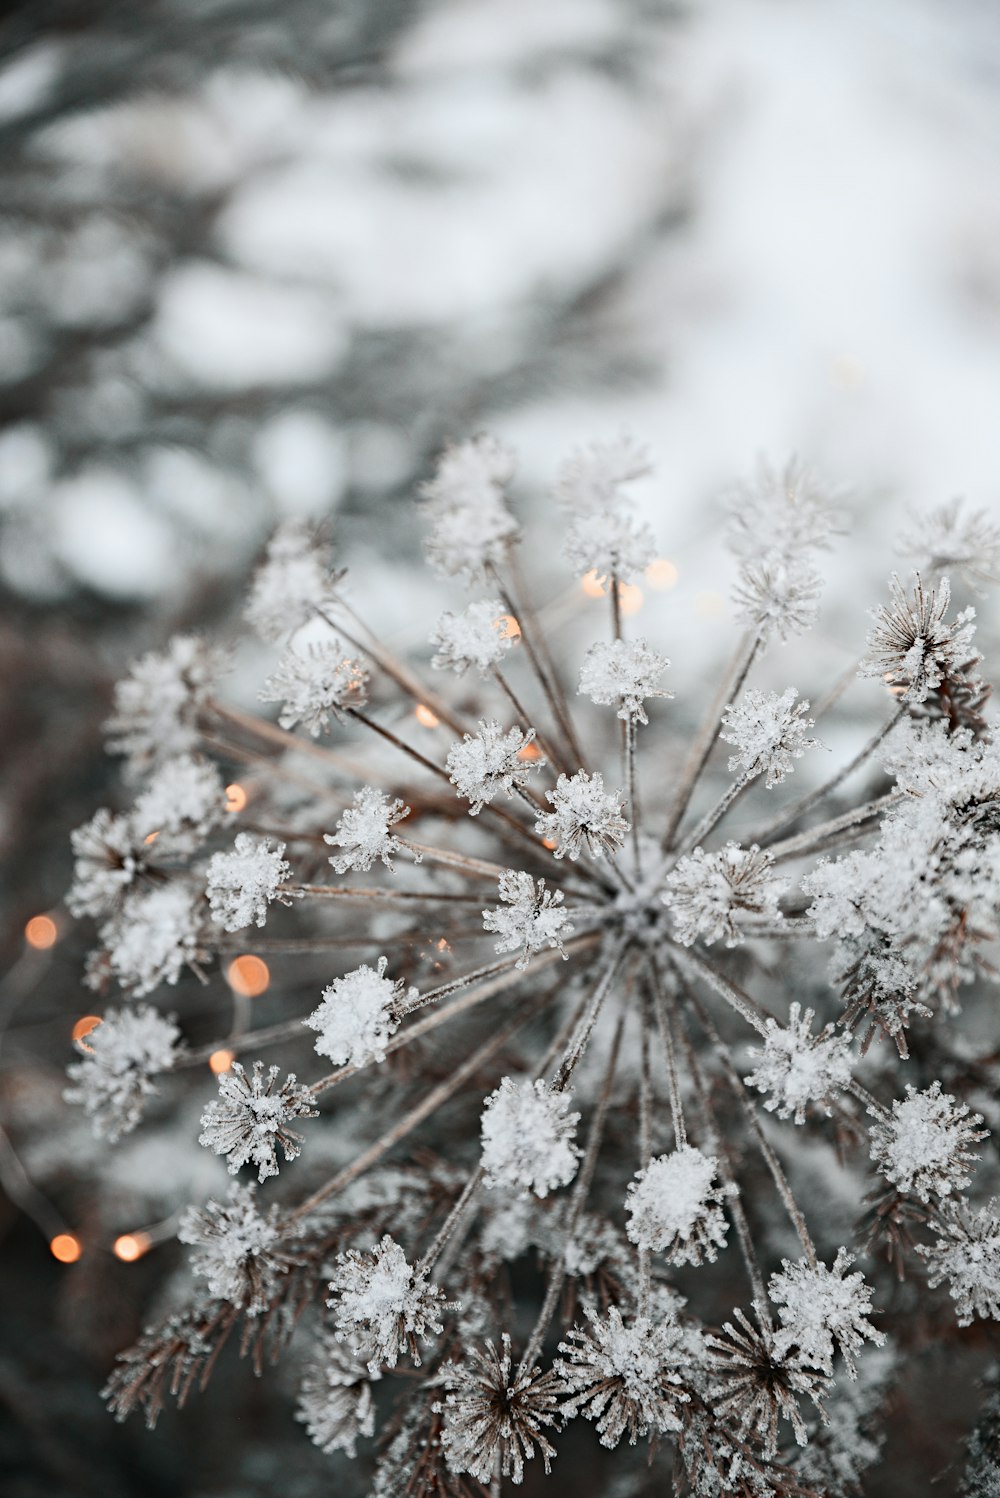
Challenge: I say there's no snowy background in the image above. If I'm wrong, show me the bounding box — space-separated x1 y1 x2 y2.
3 0 1000 1493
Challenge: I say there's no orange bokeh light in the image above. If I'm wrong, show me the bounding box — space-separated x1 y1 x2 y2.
224 783 247 813
50 1233 82 1264
24 915 58 950
209 1048 236 1074
646 558 679 590
517 740 542 761
113 1232 151 1262
497 613 521 640
618 582 644 616
71 1015 102 1049
414 704 440 728
226 955 270 997
542 836 559 851
580 570 606 598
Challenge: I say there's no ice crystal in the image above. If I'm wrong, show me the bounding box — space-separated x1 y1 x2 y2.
446 719 542 814
305 956 414 1068
440 1332 560 1484
177 1183 282 1313
295 1332 377 1458
482 870 573 968
917 1200 1000 1327
869 1082 987 1203
245 521 341 642
743 1005 853 1124
535 769 628 860
732 557 823 641
859 572 979 705
564 508 657 586
105 634 223 778
205 832 292 931
324 786 411 874
430 597 515 676
663 842 788 947
625 1145 731 1265
261 640 368 734
65 1004 179 1141
769 1249 884 1377
480 1077 581 1198
720 687 819 787
328 1235 449 1372
578 637 672 724
199 1059 318 1182
556 1304 689 1446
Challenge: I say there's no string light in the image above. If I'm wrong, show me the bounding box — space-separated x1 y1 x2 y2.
517 740 543 762
24 914 58 950
414 704 440 728
542 836 558 851
71 1015 102 1049
209 1048 236 1074
224 783 247 813
497 613 521 639
113 1232 151 1262
580 570 606 598
226 955 270 997
646 558 679 590
49 1233 82 1264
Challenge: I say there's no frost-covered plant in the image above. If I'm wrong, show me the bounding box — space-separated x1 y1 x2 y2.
59 433 1000 1495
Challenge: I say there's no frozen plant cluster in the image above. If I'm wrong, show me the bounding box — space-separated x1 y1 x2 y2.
62 436 1000 1496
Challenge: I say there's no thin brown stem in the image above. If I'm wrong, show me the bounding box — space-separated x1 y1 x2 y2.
552 941 628 1091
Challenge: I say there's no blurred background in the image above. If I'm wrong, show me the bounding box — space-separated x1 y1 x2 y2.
2 0 1000 1493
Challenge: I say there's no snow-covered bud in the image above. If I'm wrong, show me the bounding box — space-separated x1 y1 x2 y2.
859 573 979 705
535 769 628 861
324 786 411 874
625 1145 731 1265
578 637 672 724
103 882 202 996
564 508 656 587
743 1003 853 1124
131 754 225 851
178 1183 282 1313
769 1248 885 1376
295 1332 378 1458
245 521 342 642
206 832 293 931
554 434 651 515
480 1077 581 1198
305 956 415 1068
328 1234 451 1372
868 1082 987 1202
917 1200 1000 1327
430 598 515 676
65 1004 179 1141
482 870 573 969
720 686 819 787
199 1059 318 1182
261 640 368 734
446 719 543 814
105 635 224 779
732 557 823 640
418 436 519 581
662 841 788 947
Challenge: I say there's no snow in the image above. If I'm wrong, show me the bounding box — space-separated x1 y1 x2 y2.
578 638 672 724
325 787 411 875
306 957 413 1068
482 870 573 968
480 1076 581 1198
205 833 292 932
446 719 542 814
535 770 629 861
720 686 819 787
624 1145 730 1264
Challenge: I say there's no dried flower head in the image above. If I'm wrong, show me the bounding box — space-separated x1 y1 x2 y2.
177 1183 282 1313
199 1059 318 1182
446 719 542 814
305 957 415 1068
556 1303 690 1447
295 1332 377 1458
859 572 979 705
534 769 628 860
324 786 411 874
868 1081 987 1203
708 1306 832 1452
65 1004 179 1141
625 1145 731 1266
440 1332 561 1485
482 870 573 968
769 1249 884 1377
480 1077 581 1198
721 687 819 787
261 639 368 734
328 1235 450 1372
205 832 293 931
245 521 342 642
743 1004 854 1124
430 598 515 676
663 842 788 948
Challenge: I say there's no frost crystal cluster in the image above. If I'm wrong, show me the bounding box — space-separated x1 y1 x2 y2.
61 433 1000 1495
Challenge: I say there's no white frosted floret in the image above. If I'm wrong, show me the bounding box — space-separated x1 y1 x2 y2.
430 598 514 676
261 640 368 734
306 956 415 1068
206 833 292 931
720 687 819 787
482 870 573 968
625 1145 730 1265
578 638 672 724
480 1077 581 1198
446 719 542 814
324 787 411 874
65 1004 180 1142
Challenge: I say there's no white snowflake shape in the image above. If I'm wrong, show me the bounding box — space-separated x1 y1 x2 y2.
480 1077 581 1198
324 787 411 874
482 870 574 969
206 832 292 931
306 956 415 1068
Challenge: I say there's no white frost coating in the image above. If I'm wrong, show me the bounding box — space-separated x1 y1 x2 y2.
306 956 415 1068
244 520 341 641
720 687 819 787
104 882 201 996
480 1077 581 1198
624 1145 730 1265
743 1004 853 1124
578 638 672 724
446 719 542 814
917 1200 1000 1327
868 1082 986 1202
535 769 628 860
564 508 656 586
859 573 978 705
418 436 518 581
769 1249 885 1376
662 842 787 948
430 597 514 675
67 808 145 919
199 1059 318 1182
104 634 224 778
177 1183 281 1313
328 1234 449 1372
324 786 411 874
296 1332 377 1458
131 754 224 849
556 1303 689 1447
65 1004 179 1142
727 457 846 562
482 870 573 968
206 832 292 931
732 557 823 641
260 639 368 734
897 497 1000 593
554 434 651 514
